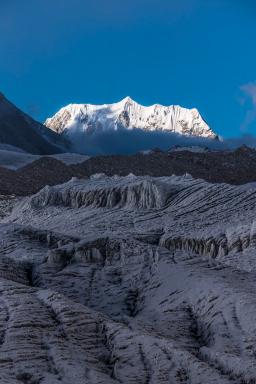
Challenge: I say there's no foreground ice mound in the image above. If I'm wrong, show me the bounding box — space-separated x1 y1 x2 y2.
30 175 175 210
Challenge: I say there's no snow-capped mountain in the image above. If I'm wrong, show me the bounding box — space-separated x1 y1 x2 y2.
45 97 217 139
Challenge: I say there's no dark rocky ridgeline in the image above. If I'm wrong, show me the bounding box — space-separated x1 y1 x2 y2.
16 158 81 196
0 158 77 195
71 145 256 184
0 146 256 196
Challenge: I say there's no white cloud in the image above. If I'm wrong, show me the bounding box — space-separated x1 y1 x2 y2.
240 82 256 131
241 82 256 104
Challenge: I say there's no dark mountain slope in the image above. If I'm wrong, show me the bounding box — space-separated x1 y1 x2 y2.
0 93 68 154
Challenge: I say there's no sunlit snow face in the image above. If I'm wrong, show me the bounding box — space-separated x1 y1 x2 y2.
44 97 216 154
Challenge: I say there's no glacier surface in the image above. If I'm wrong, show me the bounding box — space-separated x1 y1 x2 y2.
0 174 256 383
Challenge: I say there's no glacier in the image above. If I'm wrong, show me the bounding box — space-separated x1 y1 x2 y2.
0 174 256 382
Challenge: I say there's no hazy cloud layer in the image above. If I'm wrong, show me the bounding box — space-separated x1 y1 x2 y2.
67 128 256 156
240 82 256 131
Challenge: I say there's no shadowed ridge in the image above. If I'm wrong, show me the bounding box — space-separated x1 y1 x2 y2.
0 93 69 154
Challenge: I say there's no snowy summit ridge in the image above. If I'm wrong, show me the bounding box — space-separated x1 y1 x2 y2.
45 97 217 139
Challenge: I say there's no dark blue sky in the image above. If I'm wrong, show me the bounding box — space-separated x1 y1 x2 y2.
0 0 255 138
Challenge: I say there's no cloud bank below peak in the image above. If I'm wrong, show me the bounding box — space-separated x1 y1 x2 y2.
65 128 256 156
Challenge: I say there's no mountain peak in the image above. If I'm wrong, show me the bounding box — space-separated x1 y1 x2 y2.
45 98 218 143
115 96 137 109
120 96 133 103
